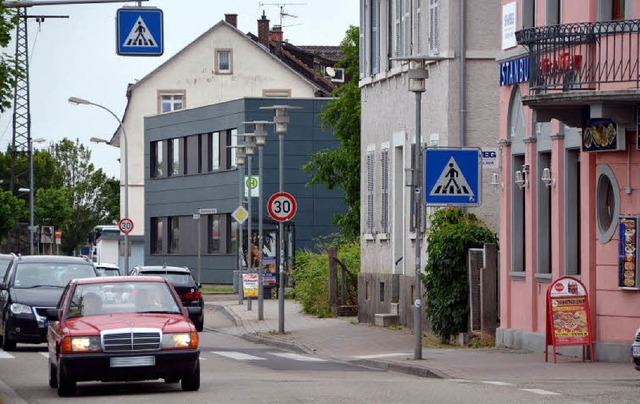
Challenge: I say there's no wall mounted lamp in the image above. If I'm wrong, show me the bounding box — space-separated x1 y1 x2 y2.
541 167 555 188
515 170 528 189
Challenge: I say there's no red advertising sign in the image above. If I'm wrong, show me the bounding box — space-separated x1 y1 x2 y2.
546 276 594 363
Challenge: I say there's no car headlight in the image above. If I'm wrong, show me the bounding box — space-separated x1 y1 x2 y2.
61 336 102 353
162 332 198 349
10 303 32 315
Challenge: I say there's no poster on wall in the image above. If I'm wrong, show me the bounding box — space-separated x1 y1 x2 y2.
242 273 258 298
582 118 625 152
243 229 277 284
619 216 638 288
545 276 594 363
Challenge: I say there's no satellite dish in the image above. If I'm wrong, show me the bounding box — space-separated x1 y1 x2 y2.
326 66 336 77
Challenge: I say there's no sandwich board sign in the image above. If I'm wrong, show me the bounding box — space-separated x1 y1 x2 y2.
116 7 164 56
424 148 482 206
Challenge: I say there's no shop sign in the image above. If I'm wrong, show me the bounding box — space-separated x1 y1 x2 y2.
499 57 529 86
545 276 594 363
619 216 638 288
582 118 626 152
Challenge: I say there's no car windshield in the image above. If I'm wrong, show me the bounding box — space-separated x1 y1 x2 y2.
66 281 181 318
141 271 197 287
0 257 11 279
13 262 96 288
98 268 120 277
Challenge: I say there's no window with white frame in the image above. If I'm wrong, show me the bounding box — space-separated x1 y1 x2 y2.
216 49 232 74
429 0 439 55
366 146 376 234
159 93 184 114
381 146 390 234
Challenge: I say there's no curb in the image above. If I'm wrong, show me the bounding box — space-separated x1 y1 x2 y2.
351 359 447 379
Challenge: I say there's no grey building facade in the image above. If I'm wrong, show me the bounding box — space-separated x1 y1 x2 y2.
144 97 346 283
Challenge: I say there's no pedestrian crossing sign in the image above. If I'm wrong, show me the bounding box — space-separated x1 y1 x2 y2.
116 7 164 56
424 148 482 206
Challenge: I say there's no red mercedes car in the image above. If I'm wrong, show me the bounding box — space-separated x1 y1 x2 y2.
46 276 201 396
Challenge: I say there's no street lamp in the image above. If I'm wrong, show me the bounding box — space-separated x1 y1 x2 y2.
28 137 46 255
228 144 246 305
260 105 301 334
69 96 130 275
243 121 272 321
241 133 256 311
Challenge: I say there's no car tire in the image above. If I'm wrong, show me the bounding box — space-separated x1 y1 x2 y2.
48 359 58 388
195 319 204 332
56 365 76 397
2 321 16 351
181 360 200 392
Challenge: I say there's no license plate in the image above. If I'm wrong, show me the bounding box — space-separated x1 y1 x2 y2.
110 356 155 368
632 346 640 357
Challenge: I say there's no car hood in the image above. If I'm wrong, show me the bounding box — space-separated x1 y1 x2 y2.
65 314 193 335
12 287 64 307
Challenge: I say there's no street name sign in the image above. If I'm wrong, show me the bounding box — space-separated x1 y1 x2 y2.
198 208 217 215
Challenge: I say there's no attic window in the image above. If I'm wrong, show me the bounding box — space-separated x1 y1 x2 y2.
216 49 232 74
326 67 344 83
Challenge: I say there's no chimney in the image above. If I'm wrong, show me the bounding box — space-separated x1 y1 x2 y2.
270 25 283 42
258 11 270 48
224 14 237 28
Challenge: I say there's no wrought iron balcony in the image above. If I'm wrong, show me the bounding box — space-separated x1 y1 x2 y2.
516 20 640 94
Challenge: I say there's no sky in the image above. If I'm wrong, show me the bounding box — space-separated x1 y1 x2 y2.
0 0 359 178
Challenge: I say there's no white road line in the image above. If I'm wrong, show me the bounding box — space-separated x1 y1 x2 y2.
40 352 49 359
0 351 15 359
482 381 515 387
269 352 327 362
211 351 266 361
521 388 561 396
353 352 410 359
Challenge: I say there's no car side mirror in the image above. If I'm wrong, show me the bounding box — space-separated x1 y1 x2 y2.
45 308 60 322
186 306 202 317
197 283 202 289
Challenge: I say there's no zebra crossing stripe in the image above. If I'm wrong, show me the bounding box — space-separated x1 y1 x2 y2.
40 352 49 359
269 352 327 362
211 351 266 361
521 388 561 396
0 351 15 359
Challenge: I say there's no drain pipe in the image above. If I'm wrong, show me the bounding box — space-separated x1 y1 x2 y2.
459 0 466 147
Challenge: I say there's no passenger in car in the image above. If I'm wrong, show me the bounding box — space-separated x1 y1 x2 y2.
81 292 103 316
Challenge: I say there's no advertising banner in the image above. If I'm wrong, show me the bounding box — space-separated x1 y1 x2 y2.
242 273 259 298
545 276 594 363
618 216 638 288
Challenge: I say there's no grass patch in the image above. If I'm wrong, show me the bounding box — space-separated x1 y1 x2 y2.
201 285 234 293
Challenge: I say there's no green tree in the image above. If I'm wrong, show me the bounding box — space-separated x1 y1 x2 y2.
302 26 360 241
34 187 73 230
0 6 19 113
423 208 498 343
0 190 25 243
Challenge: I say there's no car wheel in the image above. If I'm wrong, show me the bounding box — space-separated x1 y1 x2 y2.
2 321 16 351
56 365 76 397
181 360 200 392
195 319 204 332
48 359 58 388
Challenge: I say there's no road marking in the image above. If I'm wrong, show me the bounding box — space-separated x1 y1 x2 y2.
40 352 49 359
269 352 326 362
353 352 410 359
0 351 15 359
211 351 266 361
521 388 561 396
482 381 515 386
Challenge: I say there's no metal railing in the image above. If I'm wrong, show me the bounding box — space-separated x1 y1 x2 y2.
516 20 640 93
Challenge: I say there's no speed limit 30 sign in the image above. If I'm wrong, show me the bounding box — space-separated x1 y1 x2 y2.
267 192 297 222
118 218 134 234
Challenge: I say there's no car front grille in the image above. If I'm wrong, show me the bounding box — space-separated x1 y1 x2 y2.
102 328 161 352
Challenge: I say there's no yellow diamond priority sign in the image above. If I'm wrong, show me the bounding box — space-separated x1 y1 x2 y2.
232 206 249 224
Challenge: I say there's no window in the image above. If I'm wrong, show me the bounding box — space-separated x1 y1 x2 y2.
208 132 220 171
183 136 188 175
381 146 390 234
366 146 375 234
198 135 203 174
565 148 581 276
168 138 180 176
546 0 562 25
612 0 625 20
159 93 184 114
151 217 163 254
228 129 238 169
216 49 232 74
511 155 526 274
263 89 292 97
169 216 179 253
150 141 163 178
208 215 221 253
537 152 552 276
429 0 439 55
596 164 619 242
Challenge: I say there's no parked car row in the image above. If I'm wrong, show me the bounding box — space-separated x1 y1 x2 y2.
0 254 203 396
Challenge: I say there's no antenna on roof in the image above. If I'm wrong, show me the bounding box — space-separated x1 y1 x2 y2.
258 2 306 27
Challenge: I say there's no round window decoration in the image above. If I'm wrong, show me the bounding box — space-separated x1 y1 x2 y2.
596 164 619 243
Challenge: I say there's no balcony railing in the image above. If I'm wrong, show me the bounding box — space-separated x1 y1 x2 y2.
515 20 640 94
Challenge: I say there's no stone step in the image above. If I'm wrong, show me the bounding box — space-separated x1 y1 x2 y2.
374 313 399 327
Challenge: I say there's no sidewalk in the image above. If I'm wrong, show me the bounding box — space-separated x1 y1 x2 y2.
204 295 637 382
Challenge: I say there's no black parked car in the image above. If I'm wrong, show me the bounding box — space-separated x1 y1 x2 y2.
0 255 98 350
0 253 15 280
129 265 204 331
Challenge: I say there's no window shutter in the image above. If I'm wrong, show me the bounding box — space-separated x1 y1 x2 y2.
429 0 439 55
367 149 375 234
381 148 390 234
395 0 402 57
371 0 380 74
360 0 366 78
403 0 411 56
416 0 422 55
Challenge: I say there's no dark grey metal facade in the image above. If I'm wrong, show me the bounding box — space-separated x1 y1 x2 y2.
144 97 346 283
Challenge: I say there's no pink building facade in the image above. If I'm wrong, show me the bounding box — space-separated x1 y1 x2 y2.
497 0 640 362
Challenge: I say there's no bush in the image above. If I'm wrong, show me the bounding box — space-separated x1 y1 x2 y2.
292 242 360 318
423 208 497 343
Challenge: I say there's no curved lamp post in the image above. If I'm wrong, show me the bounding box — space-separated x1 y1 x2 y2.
68 96 129 275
